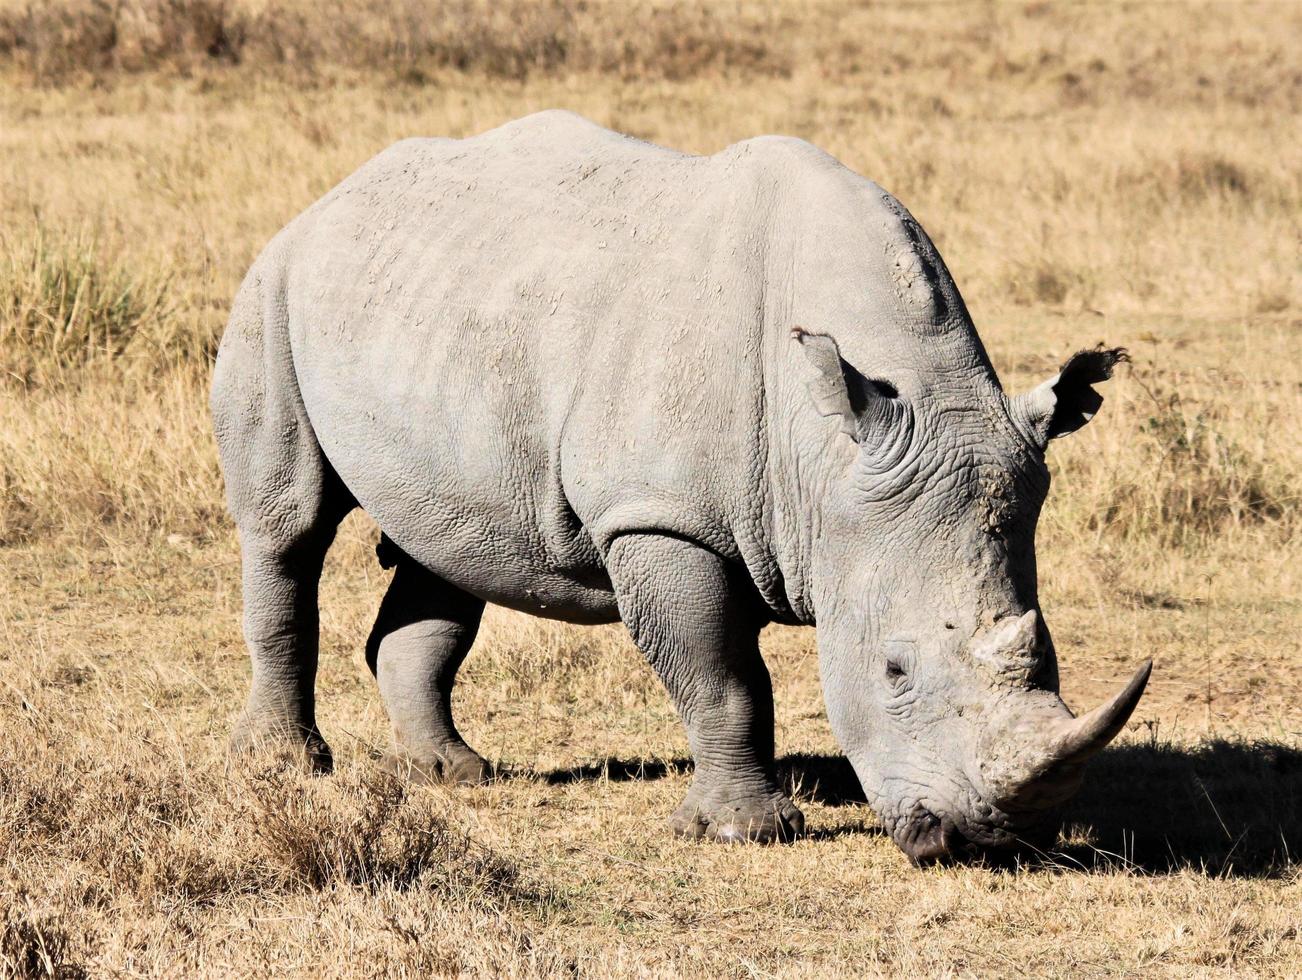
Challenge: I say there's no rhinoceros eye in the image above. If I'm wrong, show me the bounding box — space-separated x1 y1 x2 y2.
883 640 915 689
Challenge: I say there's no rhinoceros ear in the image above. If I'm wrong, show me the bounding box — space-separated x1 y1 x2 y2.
1012 345 1128 448
790 326 897 442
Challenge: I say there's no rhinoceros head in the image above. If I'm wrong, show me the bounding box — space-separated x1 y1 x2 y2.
793 328 1149 864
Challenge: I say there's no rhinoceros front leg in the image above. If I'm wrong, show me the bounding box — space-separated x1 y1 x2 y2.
365 554 492 785
607 533 804 843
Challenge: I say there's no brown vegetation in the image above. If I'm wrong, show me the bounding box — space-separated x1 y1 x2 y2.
0 0 791 83
0 0 1299 975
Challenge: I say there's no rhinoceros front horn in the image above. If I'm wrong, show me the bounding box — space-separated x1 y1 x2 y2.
1047 659 1153 765
993 660 1152 814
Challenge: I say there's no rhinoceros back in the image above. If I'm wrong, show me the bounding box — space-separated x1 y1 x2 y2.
275 111 793 619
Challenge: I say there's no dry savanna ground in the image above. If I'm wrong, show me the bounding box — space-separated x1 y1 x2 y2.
1 1 1300 975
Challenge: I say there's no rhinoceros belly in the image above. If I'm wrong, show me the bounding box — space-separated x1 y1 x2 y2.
292 306 621 623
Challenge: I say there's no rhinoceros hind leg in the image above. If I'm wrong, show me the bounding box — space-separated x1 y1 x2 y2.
607 533 804 844
228 530 343 775
366 554 492 786
214 263 354 775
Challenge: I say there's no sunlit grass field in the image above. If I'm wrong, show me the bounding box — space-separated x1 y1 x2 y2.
1 1 1299 975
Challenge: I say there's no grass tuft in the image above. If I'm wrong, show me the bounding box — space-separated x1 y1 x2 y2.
1049 361 1301 546
241 763 525 896
0 684 549 971
0 226 174 386
0 899 87 980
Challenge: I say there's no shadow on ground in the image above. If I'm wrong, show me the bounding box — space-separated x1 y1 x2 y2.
782 739 1302 876
778 753 867 806
535 754 867 799
1055 738 1301 878
540 757 692 785
537 739 1301 876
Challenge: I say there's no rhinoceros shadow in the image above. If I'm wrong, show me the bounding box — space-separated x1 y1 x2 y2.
542 757 693 784
540 740 1302 876
539 753 868 799
1050 738 1302 878
776 740 1302 876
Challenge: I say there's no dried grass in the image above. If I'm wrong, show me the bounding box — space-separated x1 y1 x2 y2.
0 0 790 83
0 0 1299 975
0 226 175 386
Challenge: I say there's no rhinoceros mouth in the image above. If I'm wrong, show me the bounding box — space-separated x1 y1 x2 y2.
893 807 1057 866
895 811 979 865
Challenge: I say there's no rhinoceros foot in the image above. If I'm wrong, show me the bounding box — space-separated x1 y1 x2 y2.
669 789 805 844
230 716 334 776
381 744 494 787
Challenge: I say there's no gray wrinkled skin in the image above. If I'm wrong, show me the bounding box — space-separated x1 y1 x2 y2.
212 111 1149 863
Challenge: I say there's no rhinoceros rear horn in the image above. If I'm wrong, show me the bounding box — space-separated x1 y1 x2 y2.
1047 659 1152 766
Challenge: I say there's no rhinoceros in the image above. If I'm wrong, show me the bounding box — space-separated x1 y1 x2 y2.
211 110 1149 863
